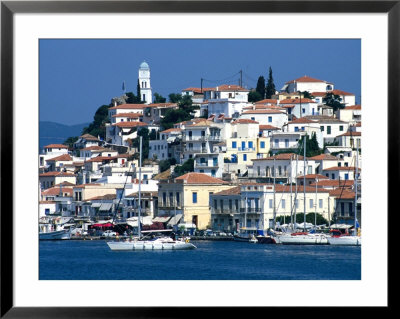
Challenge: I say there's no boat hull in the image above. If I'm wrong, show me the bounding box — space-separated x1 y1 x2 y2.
107 239 197 251
277 233 328 245
256 236 276 244
327 236 361 246
39 229 71 240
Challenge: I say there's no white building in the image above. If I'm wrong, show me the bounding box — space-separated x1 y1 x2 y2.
240 109 288 128
281 75 334 93
138 61 152 104
278 98 319 118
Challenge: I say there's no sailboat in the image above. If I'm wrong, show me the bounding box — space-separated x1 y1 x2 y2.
276 134 328 245
327 145 361 246
107 136 196 251
233 193 258 243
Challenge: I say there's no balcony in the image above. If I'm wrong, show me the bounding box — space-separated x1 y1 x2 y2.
247 172 289 179
185 147 209 153
239 207 262 213
195 162 219 168
183 135 221 142
211 208 240 215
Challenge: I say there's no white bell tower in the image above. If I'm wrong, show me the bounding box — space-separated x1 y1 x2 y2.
138 61 152 104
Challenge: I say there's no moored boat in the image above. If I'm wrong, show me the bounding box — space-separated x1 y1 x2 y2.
107 236 196 251
39 227 71 240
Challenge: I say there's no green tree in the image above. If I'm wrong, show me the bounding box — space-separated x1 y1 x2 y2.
168 93 183 103
137 80 142 103
160 108 192 130
297 133 322 157
63 136 78 148
323 92 345 112
81 104 110 139
173 158 194 176
248 90 263 102
265 66 276 99
300 91 314 99
154 93 167 103
130 128 150 159
159 158 177 172
256 76 266 99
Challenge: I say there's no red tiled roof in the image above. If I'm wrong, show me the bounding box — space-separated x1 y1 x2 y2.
259 125 280 130
252 153 305 161
160 128 182 134
279 98 316 104
44 144 68 149
111 112 142 118
255 99 278 104
329 188 355 199
215 84 249 92
42 187 74 197
47 154 73 162
146 103 177 108
80 146 106 151
330 89 355 96
175 172 228 184
232 119 259 124
85 156 117 163
79 134 99 141
286 75 327 84
39 171 75 177
242 109 284 114
289 117 316 124
212 186 241 196
182 87 212 93
112 121 148 128
309 154 339 161
108 103 146 110
310 179 354 188
344 105 361 110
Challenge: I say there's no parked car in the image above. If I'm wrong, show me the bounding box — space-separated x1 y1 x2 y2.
101 230 117 238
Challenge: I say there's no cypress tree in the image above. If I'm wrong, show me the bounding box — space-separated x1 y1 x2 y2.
265 66 276 99
256 76 266 99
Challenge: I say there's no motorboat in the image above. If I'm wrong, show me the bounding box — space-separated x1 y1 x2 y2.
39 224 71 240
107 236 197 251
276 231 328 245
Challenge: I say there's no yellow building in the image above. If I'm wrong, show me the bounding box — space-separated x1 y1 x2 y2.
157 172 234 229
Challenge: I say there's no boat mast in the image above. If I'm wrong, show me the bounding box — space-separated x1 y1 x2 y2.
294 154 298 230
273 157 276 230
354 144 359 235
315 177 318 229
303 134 307 232
290 155 293 229
138 136 142 239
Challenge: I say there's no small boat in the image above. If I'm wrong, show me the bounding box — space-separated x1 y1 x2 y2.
326 229 361 246
107 236 197 251
39 226 71 240
233 228 258 243
39 216 72 240
277 231 328 245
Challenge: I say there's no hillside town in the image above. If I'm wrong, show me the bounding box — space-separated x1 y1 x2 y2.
39 61 361 239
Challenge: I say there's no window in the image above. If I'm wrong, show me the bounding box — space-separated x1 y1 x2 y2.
143 94 146 101
214 200 218 209
339 125 344 131
310 199 314 208
295 199 299 208
282 199 286 209
295 127 299 132
248 141 253 149
235 199 239 210
319 199 323 209
229 200 232 210
260 141 265 148
269 199 273 209
251 117 255 121
169 192 174 206
211 169 216 177
344 173 349 180
163 192 167 205
241 141 246 150
268 116 272 123
192 192 197 203
232 141 237 148
327 126 331 135
176 192 180 206
285 139 289 148
274 139 279 148
243 154 247 161
302 108 305 114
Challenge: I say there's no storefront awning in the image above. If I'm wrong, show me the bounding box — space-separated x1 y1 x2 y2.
167 214 182 226
99 203 113 211
152 216 171 223
91 203 101 208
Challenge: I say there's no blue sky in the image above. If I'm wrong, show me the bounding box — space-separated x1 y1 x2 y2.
39 39 361 125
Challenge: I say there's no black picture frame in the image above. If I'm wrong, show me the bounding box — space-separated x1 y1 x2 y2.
1 0 395 317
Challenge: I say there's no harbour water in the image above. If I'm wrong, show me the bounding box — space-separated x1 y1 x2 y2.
39 240 361 280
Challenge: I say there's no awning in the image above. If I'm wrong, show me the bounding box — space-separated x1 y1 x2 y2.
152 216 171 223
126 216 153 227
99 203 113 211
91 203 101 208
167 214 182 226
92 222 113 227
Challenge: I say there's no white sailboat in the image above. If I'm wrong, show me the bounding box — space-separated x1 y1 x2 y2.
107 136 196 251
277 134 328 245
327 145 361 246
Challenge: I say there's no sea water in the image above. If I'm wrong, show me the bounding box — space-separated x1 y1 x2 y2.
39 240 361 280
